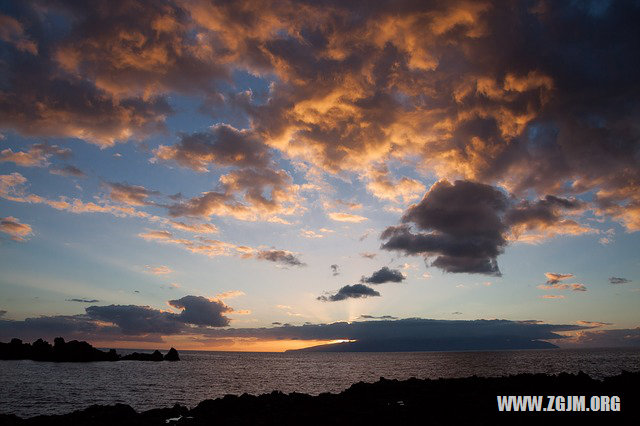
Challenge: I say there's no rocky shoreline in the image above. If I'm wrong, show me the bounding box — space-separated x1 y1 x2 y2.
0 338 179 362
0 371 637 425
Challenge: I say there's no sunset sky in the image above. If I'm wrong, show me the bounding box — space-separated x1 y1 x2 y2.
1 0 639 351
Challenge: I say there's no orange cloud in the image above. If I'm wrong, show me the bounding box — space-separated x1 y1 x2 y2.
0 216 33 241
328 212 368 223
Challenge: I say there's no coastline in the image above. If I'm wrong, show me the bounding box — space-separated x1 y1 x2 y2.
1 371 637 425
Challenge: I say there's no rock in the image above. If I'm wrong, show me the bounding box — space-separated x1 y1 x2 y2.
164 347 180 361
0 338 176 362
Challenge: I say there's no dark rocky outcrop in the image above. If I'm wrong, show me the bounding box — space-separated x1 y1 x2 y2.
0 371 637 425
121 350 164 362
0 338 178 363
164 347 180 361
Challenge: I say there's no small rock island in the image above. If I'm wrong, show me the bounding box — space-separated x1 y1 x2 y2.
0 338 179 362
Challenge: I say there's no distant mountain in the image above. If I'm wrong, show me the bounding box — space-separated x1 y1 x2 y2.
287 338 558 352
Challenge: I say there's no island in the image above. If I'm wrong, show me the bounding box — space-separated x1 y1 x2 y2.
0 338 179 362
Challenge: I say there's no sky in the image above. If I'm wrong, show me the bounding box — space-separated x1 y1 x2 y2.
0 0 639 352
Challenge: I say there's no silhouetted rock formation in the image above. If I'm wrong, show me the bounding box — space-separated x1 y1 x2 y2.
0 338 179 363
0 371 637 425
121 350 164 362
164 347 180 361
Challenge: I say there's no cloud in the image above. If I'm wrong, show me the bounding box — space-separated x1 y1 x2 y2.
145 265 172 275
544 272 574 285
50 165 86 178
0 143 71 167
358 315 398 320
361 266 405 284
609 277 631 285
575 321 612 327
330 264 340 276
381 180 508 275
328 212 368 223
169 221 218 234
541 295 565 299
138 229 305 267
85 305 184 335
365 165 425 203
505 196 595 242
190 318 592 351
153 125 271 172
65 299 100 303
107 182 157 206
1 173 149 219
255 250 306 267
317 284 380 302
537 283 587 292
360 252 377 259
215 290 245 300
167 295 232 327
0 216 33 241
558 328 640 348
167 167 302 223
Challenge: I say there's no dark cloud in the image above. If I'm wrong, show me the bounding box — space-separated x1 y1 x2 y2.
358 315 398 320
361 266 405 284
255 250 305 267
381 180 508 276
65 299 100 303
106 182 157 206
330 264 339 276
317 284 380 302
85 305 183 335
153 125 271 172
609 277 631 285
0 310 6 318
50 165 86 178
167 295 231 327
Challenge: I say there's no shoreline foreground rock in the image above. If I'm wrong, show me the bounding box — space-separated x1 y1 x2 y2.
0 338 179 362
0 370 637 425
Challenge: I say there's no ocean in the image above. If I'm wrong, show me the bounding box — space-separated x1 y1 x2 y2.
1 348 638 418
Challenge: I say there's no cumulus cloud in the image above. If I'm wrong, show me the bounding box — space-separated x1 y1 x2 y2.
381 180 508 275
361 266 405 284
167 295 232 327
0 216 33 241
609 277 631 285
153 125 270 172
167 167 302 223
317 284 380 302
